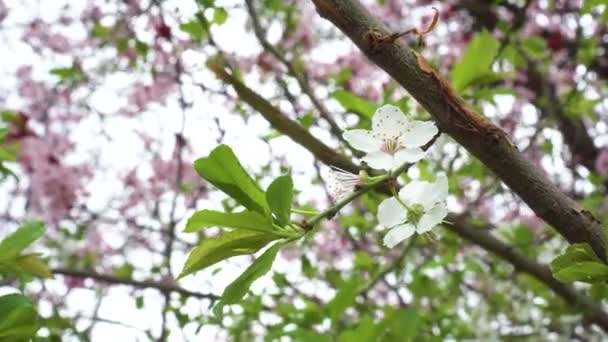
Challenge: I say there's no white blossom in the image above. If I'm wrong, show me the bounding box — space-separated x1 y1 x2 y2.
378 173 448 248
343 104 438 171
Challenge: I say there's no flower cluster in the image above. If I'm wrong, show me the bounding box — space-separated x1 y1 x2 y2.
339 104 447 247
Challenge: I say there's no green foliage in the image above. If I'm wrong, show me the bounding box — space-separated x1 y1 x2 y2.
0 222 45 260
332 89 377 118
450 30 500 92
0 222 47 341
0 294 40 340
266 175 293 226
327 277 359 321
180 145 300 311
550 243 608 283
185 209 277 234
179 19 206 41
218 242 282 305
49 65 85 82
194 144 269 215
178 230 279 279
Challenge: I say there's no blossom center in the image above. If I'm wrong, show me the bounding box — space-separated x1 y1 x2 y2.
381 137 401 155
406 203 424 225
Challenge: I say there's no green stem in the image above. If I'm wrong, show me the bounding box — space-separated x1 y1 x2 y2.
292 208 320 215
307 162 411 228
390 186 411 211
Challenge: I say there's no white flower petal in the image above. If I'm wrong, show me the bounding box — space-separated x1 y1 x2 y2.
372 105 409 139
343 129 382 153
383 223 416 248
416 203 447 234
398 179 428 206
362 151 394 171
416 173 448 210
400 120 438 148
377 197 407 228
393 148 425 166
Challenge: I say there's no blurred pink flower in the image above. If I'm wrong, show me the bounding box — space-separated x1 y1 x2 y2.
19 135 88 222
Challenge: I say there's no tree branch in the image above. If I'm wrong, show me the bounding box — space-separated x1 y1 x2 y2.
308 0 607 261
447 214 608 331
52 268 219 301
208 60 359 174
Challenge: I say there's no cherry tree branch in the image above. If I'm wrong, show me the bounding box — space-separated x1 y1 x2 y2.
209 61 359 174
52 268 219 301
308 0 607 261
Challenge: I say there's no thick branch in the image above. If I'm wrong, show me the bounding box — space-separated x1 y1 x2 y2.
309 0 607 261
52 268 219 300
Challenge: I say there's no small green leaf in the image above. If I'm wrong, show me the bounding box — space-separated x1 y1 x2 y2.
219 242 282 304
450 30 500 92
194 145 269 215
49 66 84 81
522 36 548 58
179 19 205 41
550 243 608 283
13 254 52 278
266 175 293 226
553 262 608 283
178 230 278 279
213 7 228 25
332 90 377 117
0 294 39 339
0 222 45 261
185 209 277 235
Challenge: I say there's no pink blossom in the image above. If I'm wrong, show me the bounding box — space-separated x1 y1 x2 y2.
596 149 608 177
127 73 176 112
16 66 54 120
283 4 315 49
18 135 88 222
22 20 72 53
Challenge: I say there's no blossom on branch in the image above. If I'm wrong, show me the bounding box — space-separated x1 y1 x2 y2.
343 105 438 171
378 173 448 248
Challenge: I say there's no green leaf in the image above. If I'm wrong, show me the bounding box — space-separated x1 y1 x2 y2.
213 7 228 25
194 145 269 215
179 19 205 41
332 90 376 117
327 277 359 320
185 209 277 235
338 315 382 342
450 30 500 92
177 230 278 279
384 308 420 341
0 294 39 339
49 66 83 81
553 262 608 283
550 243 608 283
266 175 293 226
550 243 601 270
0 222 45 261
522 36 548 58
13 254 52 278
219 242 282 305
